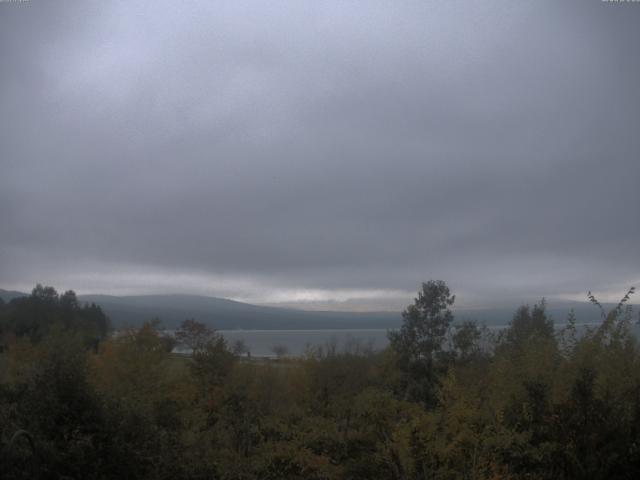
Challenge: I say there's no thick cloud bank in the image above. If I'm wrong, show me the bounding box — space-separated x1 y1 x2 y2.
1 1 639 309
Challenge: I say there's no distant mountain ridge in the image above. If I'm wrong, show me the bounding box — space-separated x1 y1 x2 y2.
77 293 402 329
0 289 28 302
1 288 632 330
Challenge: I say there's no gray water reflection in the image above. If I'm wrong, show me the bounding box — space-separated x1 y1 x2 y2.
176 323 640 358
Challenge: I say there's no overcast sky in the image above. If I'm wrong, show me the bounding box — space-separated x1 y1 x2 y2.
1 0 639 310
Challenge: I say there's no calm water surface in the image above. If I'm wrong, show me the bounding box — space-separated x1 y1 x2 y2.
172 323 640 358
218 329 389 357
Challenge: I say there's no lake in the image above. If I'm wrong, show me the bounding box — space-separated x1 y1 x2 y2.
217 329 390 357
212 322 640 357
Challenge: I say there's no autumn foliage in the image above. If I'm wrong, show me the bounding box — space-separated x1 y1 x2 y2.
1 282 639 479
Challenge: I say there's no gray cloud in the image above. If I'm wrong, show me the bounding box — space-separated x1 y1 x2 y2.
1 0 639 308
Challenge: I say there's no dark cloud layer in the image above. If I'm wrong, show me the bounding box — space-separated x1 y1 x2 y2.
1 0 639 308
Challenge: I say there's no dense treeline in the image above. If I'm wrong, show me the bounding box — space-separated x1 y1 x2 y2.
1 281 639 479
0 285 109 346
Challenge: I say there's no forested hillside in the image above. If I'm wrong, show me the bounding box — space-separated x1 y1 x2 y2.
0 289 614 330
1 281 639 479
77 293 402 330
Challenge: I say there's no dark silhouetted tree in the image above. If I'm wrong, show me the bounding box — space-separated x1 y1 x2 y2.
503 300 554 349
388 280 455 405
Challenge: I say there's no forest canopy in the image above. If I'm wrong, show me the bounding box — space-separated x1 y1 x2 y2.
1 281 639 479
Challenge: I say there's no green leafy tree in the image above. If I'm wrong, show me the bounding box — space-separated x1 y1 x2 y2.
502 299 554 350
452 320 484 363
175 319 235 389
388 280 455 405
0 285 109 345
175 318 214 350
